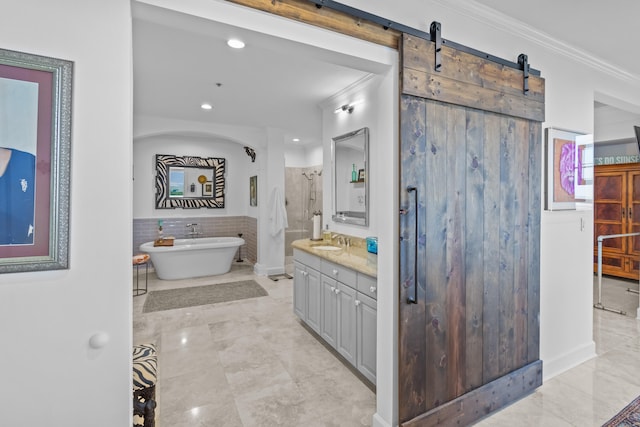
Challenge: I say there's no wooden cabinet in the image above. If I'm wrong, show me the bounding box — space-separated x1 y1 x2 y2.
594 164 640 279
293 249 377 384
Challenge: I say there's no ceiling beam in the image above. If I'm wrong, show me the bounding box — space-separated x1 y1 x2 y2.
225 0 401 49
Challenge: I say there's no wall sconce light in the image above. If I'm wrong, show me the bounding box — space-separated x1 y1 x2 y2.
334 99 363 114
334 103 355 114
244 146 256 162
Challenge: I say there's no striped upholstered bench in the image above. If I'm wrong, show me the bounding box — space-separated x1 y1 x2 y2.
132 343 157 427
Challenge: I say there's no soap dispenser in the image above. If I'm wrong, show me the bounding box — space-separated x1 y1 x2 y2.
323 225 331 243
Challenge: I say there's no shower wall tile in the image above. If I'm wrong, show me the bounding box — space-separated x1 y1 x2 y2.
284 165 323 256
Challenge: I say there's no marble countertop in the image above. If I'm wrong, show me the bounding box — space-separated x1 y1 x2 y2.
291 238 377 278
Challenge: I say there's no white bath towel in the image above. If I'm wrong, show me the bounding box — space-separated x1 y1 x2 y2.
269 187 288 236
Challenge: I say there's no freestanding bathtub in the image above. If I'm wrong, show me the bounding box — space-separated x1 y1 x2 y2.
140 237 245 280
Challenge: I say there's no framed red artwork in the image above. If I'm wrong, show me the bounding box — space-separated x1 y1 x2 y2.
0 48 72 273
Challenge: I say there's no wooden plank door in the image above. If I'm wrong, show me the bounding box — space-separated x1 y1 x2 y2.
399 33 544 426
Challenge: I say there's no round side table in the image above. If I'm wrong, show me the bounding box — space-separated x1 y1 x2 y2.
132 254 150 296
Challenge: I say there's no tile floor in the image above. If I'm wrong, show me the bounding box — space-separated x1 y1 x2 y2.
133 262 376 426
133 264 640 427
478 275 640 426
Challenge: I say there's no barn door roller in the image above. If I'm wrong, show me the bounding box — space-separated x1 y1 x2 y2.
518 53 529 94
306 0 540 76
430 21 442 72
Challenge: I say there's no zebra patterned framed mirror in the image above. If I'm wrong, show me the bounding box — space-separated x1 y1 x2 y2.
155 154 225 209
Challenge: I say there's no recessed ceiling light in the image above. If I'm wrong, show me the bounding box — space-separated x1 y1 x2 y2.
292 138 300 142
201 103 213 110
227 39 245 49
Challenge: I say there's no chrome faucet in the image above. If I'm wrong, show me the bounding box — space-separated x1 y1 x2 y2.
332 234 345 246
186 223 200 237
331 233 351 248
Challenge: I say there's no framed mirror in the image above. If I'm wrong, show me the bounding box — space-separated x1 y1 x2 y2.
332 127 369 226
155 154 225 209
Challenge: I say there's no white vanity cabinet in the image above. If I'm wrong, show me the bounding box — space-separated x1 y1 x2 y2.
320 274 338 348
293 251 321 334
356 291 377 383
355 273 377 383
293 249 377 384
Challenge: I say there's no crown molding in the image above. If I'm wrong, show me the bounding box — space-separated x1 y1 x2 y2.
318 73 376 110
432 0 640 86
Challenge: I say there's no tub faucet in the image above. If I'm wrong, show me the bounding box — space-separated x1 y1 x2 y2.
186 223 200 237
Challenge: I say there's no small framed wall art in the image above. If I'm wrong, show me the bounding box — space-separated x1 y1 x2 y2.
544 127 593 210
249 175 257 206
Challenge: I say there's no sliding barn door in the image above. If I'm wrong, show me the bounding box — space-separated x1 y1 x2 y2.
399 33 545 426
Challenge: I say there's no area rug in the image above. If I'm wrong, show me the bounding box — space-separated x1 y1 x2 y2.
142 280 268 313
603 395 640 426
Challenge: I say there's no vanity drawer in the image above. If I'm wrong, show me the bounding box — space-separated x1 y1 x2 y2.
293 249 321 271
357 273 377 300
322 259 357 286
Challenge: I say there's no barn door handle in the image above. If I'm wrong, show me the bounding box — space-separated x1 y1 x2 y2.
407 186 418 304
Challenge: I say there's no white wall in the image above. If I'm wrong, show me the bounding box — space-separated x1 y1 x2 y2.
595 104 640 142
284 143 323 167
0 1 133 426
2 1 638 426
322 75 387 239
133 134 252 218
284 144 308 167
254 128 287 275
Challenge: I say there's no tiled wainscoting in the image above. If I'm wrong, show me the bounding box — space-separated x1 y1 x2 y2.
133 216 257 263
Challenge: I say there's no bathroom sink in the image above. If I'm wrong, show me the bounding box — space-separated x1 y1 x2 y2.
311 245 342 251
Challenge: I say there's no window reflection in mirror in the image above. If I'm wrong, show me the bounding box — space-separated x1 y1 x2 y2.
168 166 215 199
332 127 369 226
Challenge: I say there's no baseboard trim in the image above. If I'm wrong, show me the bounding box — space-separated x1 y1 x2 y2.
542 341 596 381
372 413 392 427
253 263 284 276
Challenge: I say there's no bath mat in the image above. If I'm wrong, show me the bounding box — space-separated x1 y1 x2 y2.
142 280 268 313
603 394 640 426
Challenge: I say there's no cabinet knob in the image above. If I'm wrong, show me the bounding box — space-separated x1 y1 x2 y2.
302 271 308 277
370 286 377 293
332 269 339 276
335 288 341 294
355 300 361 306
330 286 335 292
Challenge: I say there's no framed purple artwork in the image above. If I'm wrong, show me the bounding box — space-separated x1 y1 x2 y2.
544 127 589 211
0 48 72 273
